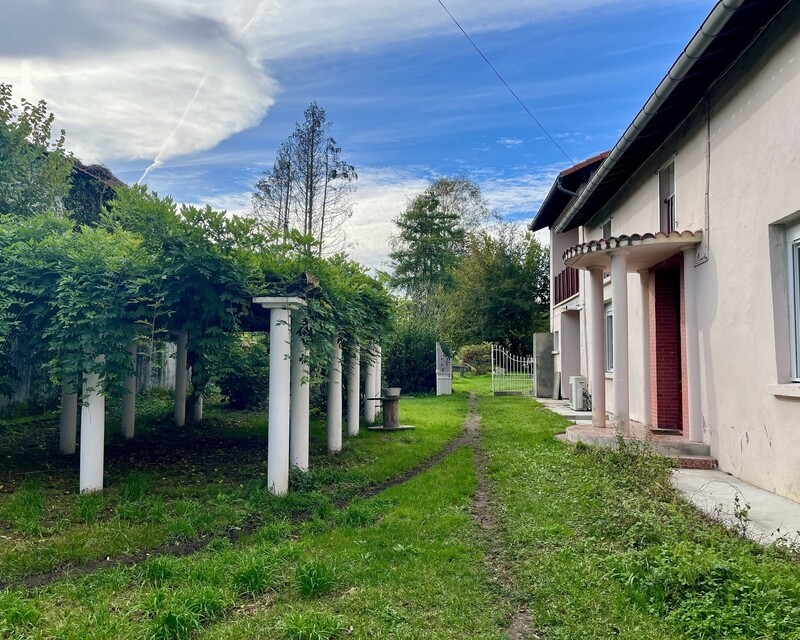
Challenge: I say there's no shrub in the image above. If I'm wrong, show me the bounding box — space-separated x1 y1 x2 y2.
383 320 436 393
456 343 491 375
213 334 270 410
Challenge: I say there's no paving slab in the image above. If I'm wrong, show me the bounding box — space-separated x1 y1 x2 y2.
672 468 800 546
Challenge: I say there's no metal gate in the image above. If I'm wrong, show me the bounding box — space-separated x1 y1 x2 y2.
491 344 535 396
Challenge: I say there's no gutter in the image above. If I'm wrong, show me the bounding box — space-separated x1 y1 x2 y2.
554 0 746 233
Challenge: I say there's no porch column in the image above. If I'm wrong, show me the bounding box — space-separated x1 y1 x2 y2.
347 344 361 437
290 315 310 471
173 331 188 427
268 307 292 495
610 251 630 436
327 338 343 453
79 364 105 493
363 347 377 423
588 268 606 428
121 342 137 439
683 248 702 442
639 270 652 427
59 383 77 455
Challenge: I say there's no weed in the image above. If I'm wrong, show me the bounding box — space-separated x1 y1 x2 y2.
181 586 229 623
295 560 339 598
278 610 348 640
147 608 200 640
233 557 276 598
289 468 319 492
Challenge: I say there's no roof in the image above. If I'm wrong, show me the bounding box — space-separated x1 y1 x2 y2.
558 0 791 232
528 151 609 232
563 230 702 271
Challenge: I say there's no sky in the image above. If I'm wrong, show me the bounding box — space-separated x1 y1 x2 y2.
0 0 716 269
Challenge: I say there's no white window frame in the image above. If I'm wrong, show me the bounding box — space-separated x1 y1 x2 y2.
789 222 800 381
605 303 613 372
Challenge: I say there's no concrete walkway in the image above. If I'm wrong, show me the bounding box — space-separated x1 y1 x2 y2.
672 469 800 546
537 397 800 546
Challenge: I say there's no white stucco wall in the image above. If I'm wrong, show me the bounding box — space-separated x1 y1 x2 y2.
566 6 800 500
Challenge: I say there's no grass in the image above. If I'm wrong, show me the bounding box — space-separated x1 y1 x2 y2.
0 445 507 638
2 374 798 639
475 382 800 640
0 388 467 583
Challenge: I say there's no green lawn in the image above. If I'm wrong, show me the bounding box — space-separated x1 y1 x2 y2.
0 389 467 583
475 383 800 640
1 376 799 640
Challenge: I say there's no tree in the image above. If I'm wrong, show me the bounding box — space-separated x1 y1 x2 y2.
252 102 356 256
0 83 73 217
389 176 494 312
442 225 549 354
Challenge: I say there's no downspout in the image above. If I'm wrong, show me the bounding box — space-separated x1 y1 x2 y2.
556 175 578 198
554 0 745 233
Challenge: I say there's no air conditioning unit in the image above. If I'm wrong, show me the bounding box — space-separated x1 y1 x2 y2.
569 376 587 411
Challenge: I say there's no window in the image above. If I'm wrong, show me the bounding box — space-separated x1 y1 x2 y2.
605 304 613 372
790 223 800 381
601 218 612 239
659 162 676 232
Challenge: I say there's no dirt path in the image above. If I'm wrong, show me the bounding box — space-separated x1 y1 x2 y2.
466 393 540 640
7 395 545 640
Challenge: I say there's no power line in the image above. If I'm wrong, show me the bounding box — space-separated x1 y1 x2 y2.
435 0 575 165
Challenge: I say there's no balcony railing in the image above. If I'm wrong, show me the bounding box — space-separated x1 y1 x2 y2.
553 266 579 306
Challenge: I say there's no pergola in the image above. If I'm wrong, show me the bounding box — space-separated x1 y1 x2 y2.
57 295 384 496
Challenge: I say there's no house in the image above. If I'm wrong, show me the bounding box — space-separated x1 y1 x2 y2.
530 0 800 502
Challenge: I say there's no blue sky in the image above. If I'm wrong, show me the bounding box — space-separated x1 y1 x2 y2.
0 0 714 267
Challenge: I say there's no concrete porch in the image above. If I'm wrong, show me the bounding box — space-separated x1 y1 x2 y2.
539 398 717 469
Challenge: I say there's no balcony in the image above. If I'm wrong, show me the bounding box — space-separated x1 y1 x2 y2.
553 266 579 306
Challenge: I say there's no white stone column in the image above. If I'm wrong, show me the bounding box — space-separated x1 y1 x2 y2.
59 383 77 455
121 342 137 439
173 331 188 427
375 345 382 398
363 347 377 423
610 251 630 436
683 248 702 442
191 395 203 423
347 344 361 437
268 308 292 495
588 268 606 428
290 316 310 470
79 366 105 493
639 270 652 427
327 338 343 453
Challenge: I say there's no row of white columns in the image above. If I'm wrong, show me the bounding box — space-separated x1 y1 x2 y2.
59 305 383 495
255 297 382 495
587 247 701 441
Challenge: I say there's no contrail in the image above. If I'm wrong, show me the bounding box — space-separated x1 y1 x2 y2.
138 69 210 185
137 0 270 185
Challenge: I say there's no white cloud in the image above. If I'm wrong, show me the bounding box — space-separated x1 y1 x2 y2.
497 137 524 147
0 0 657 167
346 168 431 270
